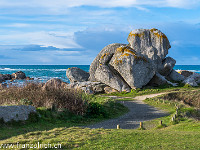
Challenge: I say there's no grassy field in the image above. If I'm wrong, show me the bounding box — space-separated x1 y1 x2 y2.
101 83 200 98
0 85 200 149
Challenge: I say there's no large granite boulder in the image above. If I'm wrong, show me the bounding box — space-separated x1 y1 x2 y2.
11 71 26 79
94 64 131 92
66 67 89 83
89 43 126 81
127 28 171 61
109 45 155 89
89 43 131 92
0 105 36 122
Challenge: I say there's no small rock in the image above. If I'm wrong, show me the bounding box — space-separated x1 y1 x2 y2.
26 77 34 80
183 78 198 87
43 78 67 90
66 81 106 94
11 71 26 79
167 69 185 81
104 86 118 94
182 73 200 86
178 70 194 77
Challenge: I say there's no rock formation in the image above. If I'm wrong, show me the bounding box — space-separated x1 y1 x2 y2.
66 28 199 94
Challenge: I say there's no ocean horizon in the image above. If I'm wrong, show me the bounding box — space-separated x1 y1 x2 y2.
0 65 200 84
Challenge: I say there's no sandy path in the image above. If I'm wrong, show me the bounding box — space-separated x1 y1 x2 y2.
85 93 168 129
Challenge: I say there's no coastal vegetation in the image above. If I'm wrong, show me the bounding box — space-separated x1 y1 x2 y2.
0 83 200 149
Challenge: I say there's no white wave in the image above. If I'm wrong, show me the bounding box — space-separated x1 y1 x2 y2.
175 69 200 73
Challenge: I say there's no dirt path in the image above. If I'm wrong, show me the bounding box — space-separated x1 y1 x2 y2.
85 93 168 129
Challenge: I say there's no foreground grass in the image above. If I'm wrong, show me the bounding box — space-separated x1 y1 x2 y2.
1 122 200 149
1 87 200 149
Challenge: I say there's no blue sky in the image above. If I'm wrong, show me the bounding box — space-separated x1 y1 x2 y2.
0 0 200 65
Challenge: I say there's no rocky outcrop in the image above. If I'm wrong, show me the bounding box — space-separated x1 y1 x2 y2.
66 28 199 93
11 71 26 79
66 81 106 94
66 67 89 83
0 105 36 122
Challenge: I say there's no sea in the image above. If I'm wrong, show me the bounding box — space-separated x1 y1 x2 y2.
0 65 199 84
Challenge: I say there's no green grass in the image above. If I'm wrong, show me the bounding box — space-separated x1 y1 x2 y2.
0 96 128 140
102 84 200 97
1 123 200 149
1 87 200 149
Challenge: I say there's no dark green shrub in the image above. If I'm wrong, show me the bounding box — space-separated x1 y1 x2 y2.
86 102 108 118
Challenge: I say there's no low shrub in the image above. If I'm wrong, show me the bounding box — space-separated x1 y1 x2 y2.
0 82 88 115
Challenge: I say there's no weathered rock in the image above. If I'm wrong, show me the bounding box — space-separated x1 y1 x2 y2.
167 69 185 82
43 78 67 90
0 77 4 83
89 43 126 82
104 86 118 94
178 70 194 77
183 78 198 87
66 67 89 83
182 73 200 86
148 72 178 87
109 45 155 89
148 73 167 86
66 81 106 94
26 77 34 80
0 105 36 122
11 71 26 79
159 57 176 76
94 65 131 92
127 28 171 61
0 74 12 80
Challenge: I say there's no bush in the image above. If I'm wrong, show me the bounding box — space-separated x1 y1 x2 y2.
86 102 108 118
0 82 88 115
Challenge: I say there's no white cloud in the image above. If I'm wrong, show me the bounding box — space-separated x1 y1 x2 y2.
0 0 199 15
0 31 82 49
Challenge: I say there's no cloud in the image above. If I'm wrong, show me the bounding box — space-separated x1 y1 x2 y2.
0 0 199 15
0 31 82 49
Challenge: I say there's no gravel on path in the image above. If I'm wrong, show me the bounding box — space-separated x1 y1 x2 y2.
85 93 168 129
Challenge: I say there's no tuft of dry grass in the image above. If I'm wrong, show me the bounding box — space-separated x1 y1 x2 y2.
163 90 200 108
0 82 88 115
